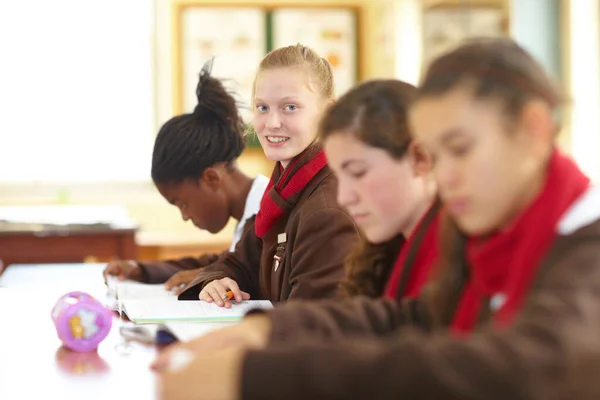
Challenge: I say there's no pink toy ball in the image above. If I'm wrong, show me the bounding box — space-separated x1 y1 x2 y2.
51 291 113 352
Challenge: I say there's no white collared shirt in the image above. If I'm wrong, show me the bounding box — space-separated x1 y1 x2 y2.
229 174 270 252
558 185 600 235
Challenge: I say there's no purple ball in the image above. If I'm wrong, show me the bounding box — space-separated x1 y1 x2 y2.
51 291 113 352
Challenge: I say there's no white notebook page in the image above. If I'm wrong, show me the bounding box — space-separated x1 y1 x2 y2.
106 276 176 300
122 298 273 323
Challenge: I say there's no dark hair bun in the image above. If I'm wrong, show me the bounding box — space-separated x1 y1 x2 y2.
151 59 246 184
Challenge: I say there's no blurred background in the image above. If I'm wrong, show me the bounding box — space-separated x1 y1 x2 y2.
0 0 598 266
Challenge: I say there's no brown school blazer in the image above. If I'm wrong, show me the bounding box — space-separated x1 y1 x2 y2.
136 251 227 284
240 188 600 400
179 166 359 303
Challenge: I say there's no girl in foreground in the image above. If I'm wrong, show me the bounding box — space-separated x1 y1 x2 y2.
157 38 600 400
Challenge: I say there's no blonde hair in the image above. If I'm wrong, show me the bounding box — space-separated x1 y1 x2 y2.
252 44 335 103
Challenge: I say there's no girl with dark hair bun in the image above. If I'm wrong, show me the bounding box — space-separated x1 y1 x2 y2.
104 61 269 292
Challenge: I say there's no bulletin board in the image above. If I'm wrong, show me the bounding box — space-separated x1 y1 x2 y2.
422 2 510 70
271 8 358 97
178 7 267 124
171 2 362 149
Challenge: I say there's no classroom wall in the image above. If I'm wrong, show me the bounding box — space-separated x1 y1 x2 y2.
1 0 598 250
510 0 561 80
510 0 570 151
154 0 398 127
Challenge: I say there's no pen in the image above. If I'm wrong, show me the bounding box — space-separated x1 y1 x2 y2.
222 290 234 301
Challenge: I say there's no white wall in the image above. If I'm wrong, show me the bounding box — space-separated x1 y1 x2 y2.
510 0 561 80
394 0 422 86
566 0 600 182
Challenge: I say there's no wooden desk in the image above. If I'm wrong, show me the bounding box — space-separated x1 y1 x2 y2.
0 205 139 266
0 263 156 399
0 227 138 267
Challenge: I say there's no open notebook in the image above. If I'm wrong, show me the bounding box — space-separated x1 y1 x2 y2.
122 298 273 324
106 276 273 324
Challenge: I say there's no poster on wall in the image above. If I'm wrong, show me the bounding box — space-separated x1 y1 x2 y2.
272 8 357 97
422 7 506 69
180 7 266 122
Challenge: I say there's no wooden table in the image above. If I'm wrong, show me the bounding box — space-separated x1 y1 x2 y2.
0 205 139 266
0 227 138 267
0 263 157 399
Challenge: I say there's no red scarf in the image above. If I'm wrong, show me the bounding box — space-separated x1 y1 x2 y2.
254 145 328 238
384 201 440 300
451 150 590 334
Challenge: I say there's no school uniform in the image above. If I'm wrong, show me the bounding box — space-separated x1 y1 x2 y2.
179 146 360 302
382 200 440 300
238 150 600 399
136 175 269 284
339 200 440 300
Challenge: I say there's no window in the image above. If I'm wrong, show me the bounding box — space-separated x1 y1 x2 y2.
0 0 154 183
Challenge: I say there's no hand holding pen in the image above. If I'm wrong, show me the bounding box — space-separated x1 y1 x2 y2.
199 277 251 308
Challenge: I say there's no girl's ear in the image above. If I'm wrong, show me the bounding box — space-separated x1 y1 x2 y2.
515 99 554 159
200 167 222 191
407 142 432 177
